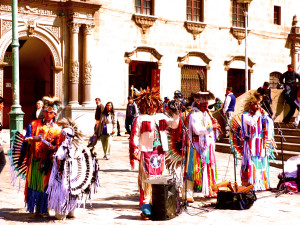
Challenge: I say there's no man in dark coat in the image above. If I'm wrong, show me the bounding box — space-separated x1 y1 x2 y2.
279 64 300 123
257 82 273 117
95 97 104 134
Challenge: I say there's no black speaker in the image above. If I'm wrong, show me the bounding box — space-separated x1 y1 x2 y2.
151 183 177 220
297 164 300 192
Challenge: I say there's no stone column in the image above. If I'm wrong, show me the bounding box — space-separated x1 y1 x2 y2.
0 61 7 123
68 22 80 106
82 24 95 106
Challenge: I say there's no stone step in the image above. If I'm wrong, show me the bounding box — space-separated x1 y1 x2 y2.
274 135 300 144
274 127 300 136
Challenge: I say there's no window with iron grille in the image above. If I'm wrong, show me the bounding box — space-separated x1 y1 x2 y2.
232 0 247 28
269 72 281 89
274 6 281 25
181 65 205 99
135 0 153 15
186 0 203 22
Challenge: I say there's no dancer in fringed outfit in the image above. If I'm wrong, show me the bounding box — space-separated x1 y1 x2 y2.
47 118 99 220
184 91 220 202
22 97 62 215
129 88 179 219
230 91 277 191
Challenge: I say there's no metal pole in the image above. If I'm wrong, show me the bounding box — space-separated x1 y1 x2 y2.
9 0 24 143
245 10 248 92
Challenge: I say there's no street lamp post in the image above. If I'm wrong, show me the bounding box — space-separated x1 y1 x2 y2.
237 0 252 92
9 0 24 143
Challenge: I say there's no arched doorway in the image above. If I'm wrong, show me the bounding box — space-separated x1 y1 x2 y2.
3 37 54 128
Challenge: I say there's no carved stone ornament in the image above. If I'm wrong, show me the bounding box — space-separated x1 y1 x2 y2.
69 22 80 34
184 21 206 40
83 24 95 35
230 27 251 45
132 14 157 34
71 60 79 83
27 19 36 35
83 61 92 85
224 56 255 69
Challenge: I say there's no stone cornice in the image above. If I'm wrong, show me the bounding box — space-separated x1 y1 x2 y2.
177 51 211 65
0 0 101 18
125 46 163 61
224 56 255 70
184 21 206 40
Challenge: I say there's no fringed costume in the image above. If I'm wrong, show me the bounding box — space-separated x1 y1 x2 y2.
46 118 99 220
24 118 62 213
229 91 277 191
183 91 219 200
129 88 179 218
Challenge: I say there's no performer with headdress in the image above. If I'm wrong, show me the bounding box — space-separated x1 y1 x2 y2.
229 91 277 191
129 88 179 219
12 96 62 215
184 91 220 201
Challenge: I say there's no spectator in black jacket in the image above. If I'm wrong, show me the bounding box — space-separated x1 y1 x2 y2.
279 64 300 124
95 97 104 134
257 82 273 117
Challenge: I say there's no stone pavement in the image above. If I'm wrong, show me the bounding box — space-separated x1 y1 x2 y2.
0 133 299 225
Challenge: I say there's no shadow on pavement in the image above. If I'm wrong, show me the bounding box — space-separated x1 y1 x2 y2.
0 208 55 223
115 215 141 221
101 169 138 173
86 202 137 210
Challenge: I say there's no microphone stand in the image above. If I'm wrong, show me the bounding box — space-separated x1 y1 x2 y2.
170 100 207 212
259 101 287 197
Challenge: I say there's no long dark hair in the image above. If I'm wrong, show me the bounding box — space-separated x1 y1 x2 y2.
0 96 4 104
102 101 114 116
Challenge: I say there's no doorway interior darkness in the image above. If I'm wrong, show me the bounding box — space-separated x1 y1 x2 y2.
128 60 158 96
227 68 250 97
3 37 53 129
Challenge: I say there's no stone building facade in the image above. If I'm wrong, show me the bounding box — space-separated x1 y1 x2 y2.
1 0 300 134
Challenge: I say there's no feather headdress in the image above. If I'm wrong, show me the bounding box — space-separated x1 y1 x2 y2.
135 87 163 114
56 117 85 149
42 96 61 114
243 91 262 112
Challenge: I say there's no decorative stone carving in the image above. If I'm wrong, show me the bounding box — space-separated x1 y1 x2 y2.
70 60 79 83
83 61 92 85
38 24 60 41
230 27 251 45
132 14 157 34
2 20 12 35
125 46 163 61
69 22 80 34
27 19 36 35
177 51 212 65
83 24 95 35
224 56 255 68
184 21 206 40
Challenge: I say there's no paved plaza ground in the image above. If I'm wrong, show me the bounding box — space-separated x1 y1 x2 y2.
0 133 299 225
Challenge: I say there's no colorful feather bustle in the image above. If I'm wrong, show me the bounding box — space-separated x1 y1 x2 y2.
229 115 244 157
165 118 185 170
8 131 28 180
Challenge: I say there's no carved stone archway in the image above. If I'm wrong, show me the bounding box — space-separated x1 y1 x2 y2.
0 25 63 99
